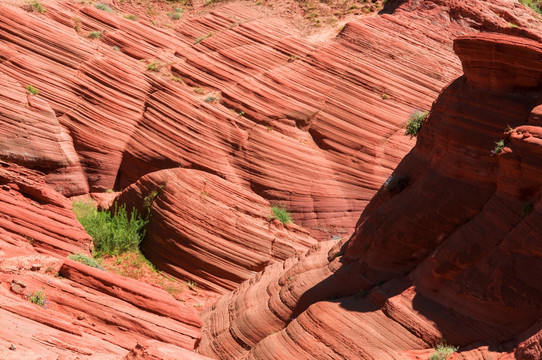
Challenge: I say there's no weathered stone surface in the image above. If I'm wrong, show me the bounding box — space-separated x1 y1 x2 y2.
0 0 485 240
198 26 542 360
115 168 317 292
0 162 210 359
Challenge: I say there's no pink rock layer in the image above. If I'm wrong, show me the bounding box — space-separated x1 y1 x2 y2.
1 0 523 239
115 168 317 293
197 30 542 360
0 161 208 359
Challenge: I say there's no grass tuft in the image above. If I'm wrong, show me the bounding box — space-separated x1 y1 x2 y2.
68 253 103 269
73 201 148 257
95 3 113 12
88 31 102 39
430 342 458 360
26 85 38 95
271 204 292 224
405 110 428 138
28 289 47 307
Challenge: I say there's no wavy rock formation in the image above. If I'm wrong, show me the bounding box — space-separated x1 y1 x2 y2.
115 168 317 292
0 161 206 359
1 0 522 239
198 32 542 360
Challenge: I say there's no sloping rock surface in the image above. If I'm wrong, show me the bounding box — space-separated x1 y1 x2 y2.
115 168 317 292
0 0 506 240
198 29 542 360
0 161 207 359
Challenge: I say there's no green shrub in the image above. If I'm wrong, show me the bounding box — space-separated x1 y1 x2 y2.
28 0 47 13
492 139 505 155
519 0 542 14
204 96 219 103
147 61 161 72
123 14 138 20
405 110 428 138
29 290 47 307
95 3 113 12
26 85 38 95
521 202 534 217
430 343 458 360
68 253 103 269
271 204 292 224
73 201 148 257
187 280 198 291
88 31 102 39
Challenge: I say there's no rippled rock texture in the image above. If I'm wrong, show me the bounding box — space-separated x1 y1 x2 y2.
198 31 542 360
0 0 511 240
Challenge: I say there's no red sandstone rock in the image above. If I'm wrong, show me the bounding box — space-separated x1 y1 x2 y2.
115 168 317 292
0 161 208 359
0 0 485 240
198 19 542 360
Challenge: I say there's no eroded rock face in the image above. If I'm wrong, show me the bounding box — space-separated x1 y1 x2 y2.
0 0 493 240
197 31 542 360
0 161 207 359
115 168 318 292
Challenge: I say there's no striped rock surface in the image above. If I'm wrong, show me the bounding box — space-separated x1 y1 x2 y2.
197 31 542 360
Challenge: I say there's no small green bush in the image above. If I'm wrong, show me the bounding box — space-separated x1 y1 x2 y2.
123 14 138 21
26 85 38 95
271 204 292 224
95 3 113 12
405 110 428 138
73 201 148 257
28 0 47 13
88 31 102 39
204 96 219 103
519 0 542 14
68 253 103 269
29 290 47 307
492 139 505 155
430 343 458 360
187 280 198 291
147 61 161 72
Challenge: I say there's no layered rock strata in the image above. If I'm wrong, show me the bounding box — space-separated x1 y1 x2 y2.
198 32 542 360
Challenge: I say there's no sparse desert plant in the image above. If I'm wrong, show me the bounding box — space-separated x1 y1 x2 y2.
123 14 137 20
193 87 205 94
73 201 148 257
68 253 103 269
95 3 113 12
171 75 183 83
519 0 542 14
27 0 47 13
88 31 102 39
430 342 458 360
405 109 428 138
492 139 505 155
147 61 161 72
28 289 47 307
204 95 219 103
383 174 410 194
271 204 292 224
521 202 534 217
194 32 213 44
26 85 38 95
187 280 198 292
